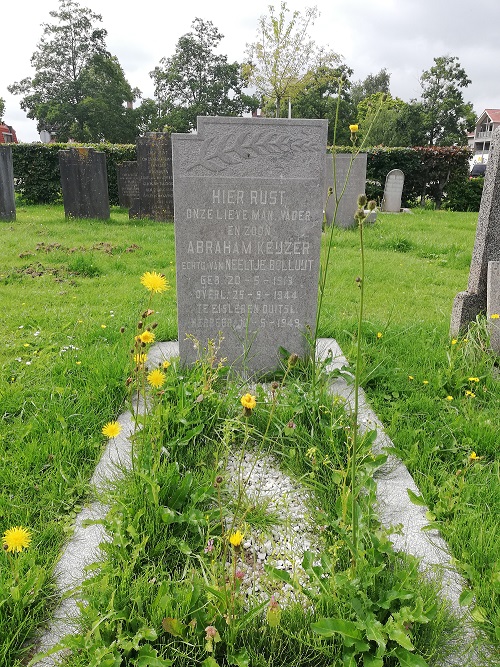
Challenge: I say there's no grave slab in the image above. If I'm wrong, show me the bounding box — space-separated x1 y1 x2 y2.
172 116 327 375
324 152 367 228
451 126 500 334
381 168 404 212
130 132 174 221
0 145 16 221
116 161 138 208
59 148 110 219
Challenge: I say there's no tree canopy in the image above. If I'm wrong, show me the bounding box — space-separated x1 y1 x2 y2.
150 18 257 133
0 97 5 122
8 0 137 142
245 2 319 117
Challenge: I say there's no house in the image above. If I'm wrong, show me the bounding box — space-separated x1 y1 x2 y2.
0 121 18 143
470 109 500 164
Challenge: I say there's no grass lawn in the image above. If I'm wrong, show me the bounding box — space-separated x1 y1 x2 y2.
0 205 498 665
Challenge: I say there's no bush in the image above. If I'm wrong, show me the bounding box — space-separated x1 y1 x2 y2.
11 142 136 206
442 177 484 212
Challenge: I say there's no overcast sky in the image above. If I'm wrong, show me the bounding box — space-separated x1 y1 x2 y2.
2 0 499 141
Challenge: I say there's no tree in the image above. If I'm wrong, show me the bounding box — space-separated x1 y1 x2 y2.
351 68 391 107
150 18 257 133
357 94 427 147
245 2 319 117
0 97 5 122
419 55 475 146
8 0 137 142
290 50 354 144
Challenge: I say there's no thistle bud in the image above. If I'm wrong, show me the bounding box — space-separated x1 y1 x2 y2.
357 194 367 207
120 326 125 334
137 321 143 329
271 381 279 390
367 200 377 211
151 322 158 329
288 353 299 368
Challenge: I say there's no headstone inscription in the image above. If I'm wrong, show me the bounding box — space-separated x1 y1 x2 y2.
451 127 500 335
0 145 16 221
382 169 404 212
324 152 367 228
129 132 174 221
487 261 500 353
172 116 328 375
117 161 138 208
59 148 110 219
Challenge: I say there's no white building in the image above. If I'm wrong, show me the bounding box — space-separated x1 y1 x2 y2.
470 109 500 164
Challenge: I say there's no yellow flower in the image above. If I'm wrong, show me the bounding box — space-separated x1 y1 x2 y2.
490 313 499 319
468 377 479 383
465 390 475 398
446 396 453 401
240 393 257 410
423 380 429 385
349 124 359 133
229 530 244 547
162 360 171 370
102 421 122 438
408 375 414 380
468 451 481 462
140 271 169 294
451 339 457 345
3 526 31 553
147 368 166 388
140 330 155 344
101 324 107 329
376 332 383 339
134 353 148 365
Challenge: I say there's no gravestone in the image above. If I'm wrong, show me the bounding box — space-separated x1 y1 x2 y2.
382 169 404 212
172 116 328 375
0 145 16 221
117 161 138 208
324 152 367 228
59 148 110 219
487 261 500 353
129 132 173 221
451 127 500 335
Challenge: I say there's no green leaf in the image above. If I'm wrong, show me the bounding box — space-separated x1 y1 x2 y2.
363 655 384 667
311 618 362 646
227 648 250 667
471 606 487 623
159 507 177 525
406 489 427 506
136 644 173 666
459 589 474 607
386 621 414 651
202 658 220 667
162 617 185 638
393 647 429 667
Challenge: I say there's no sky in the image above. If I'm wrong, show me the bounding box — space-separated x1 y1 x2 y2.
2 0 500 142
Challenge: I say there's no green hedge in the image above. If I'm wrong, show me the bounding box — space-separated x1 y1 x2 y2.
11 143 136 206
328 145 471 208
442 176 484 212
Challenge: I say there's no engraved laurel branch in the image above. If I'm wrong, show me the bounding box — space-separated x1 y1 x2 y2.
187 130 317 173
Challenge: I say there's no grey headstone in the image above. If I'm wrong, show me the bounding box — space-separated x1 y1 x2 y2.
0 145 16 221
487 261 500 353
116 161 138 208
172 116 327 375
324 153 367 228
382 168 404 212
131 132 174 221
59 148 110 219
451 127 500 334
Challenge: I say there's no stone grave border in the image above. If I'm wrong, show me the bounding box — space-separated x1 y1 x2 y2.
32 340 487 666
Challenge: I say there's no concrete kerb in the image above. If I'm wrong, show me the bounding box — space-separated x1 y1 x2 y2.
33 338 485 666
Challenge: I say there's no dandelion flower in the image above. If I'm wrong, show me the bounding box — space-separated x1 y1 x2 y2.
377 332 383 339
468 451 482 463
423 380 429 385
162 360 171 370
408 375 414 380
349 124 359 133
2 526 31 553
451 339 457 345
140 330 155 344
240 393 256 410
446 396 454 401
468 377 479 383
465 390 475 398
101 324 107 329
147 368 165 388
102 421 122 438
134 353 147 365
490 313 499 319
229 530 244 548
140 271 169 294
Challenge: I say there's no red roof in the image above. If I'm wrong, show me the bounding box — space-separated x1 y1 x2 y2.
484 109 500 123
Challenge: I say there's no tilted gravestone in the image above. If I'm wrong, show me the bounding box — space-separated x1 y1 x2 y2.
172 116 328 375
129 132 174 221
117 161 138 208
324 152 367 228
451 126 500 335
0 145 16 221
382 169 405 212
59 148 110 219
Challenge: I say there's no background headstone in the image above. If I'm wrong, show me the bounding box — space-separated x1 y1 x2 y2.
173 116 328 375
451 127 500 335
382 169 405 212
324 152 367 228
0 145 16 221
117 161 138 208
487 261 500 353
130 132 174 221
59 148 110 219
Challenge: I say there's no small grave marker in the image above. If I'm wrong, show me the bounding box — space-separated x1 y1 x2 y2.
129 132 174 221
59 147 110 219
172 117 327 375
382 168 404 212
117 161 138 208
451 127 500 334
324 152 367 228
0 145 16 221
